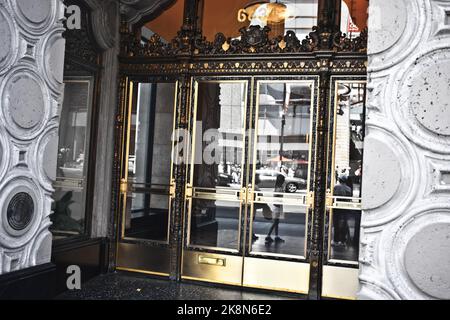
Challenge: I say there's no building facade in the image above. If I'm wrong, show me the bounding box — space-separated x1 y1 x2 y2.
0 0 448 300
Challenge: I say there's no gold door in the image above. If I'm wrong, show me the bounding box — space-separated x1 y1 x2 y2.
321 77 367 299
182 78 251 286
182 77 318 294
116 79 178 276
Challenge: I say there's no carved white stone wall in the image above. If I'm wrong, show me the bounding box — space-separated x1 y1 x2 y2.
359 0 450 300
0 0 65 274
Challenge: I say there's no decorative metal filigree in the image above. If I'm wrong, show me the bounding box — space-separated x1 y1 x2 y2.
120 19 368 58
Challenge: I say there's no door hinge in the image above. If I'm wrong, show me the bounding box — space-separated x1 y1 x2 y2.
239 187 248 202
326 190 333 208
306 191 314 209
185 184 193 199
169 180 176 198
120 178 128 194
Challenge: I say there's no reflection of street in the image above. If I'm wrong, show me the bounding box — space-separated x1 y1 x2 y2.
211 201 307 257
257 187 307 194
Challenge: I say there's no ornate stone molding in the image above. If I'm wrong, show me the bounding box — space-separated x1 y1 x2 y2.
84 0 117 50
360 0 450 300
120 0 175 26
0 0 66 274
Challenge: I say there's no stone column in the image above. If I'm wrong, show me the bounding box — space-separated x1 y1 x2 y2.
359 0 450 300
0 0 66 274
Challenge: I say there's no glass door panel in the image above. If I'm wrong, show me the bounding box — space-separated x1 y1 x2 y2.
248 80 314 260
183 77 318 294
322 78 366 299
183 79 249 285
123 82 176 242
116 80 178 276
186 80 249 252
52 78 94 239
242 79 316 294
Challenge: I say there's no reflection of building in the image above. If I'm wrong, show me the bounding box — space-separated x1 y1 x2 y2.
0 0 449 302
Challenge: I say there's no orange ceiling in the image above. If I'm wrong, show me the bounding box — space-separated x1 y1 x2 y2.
202 0 249 41
145 0 369 42
343 0 369 30
145 0 185 42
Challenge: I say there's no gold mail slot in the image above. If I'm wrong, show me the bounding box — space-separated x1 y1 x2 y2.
198 255 226 267
334 202 362 210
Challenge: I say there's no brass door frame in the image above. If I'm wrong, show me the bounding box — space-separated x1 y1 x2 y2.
115 77 180 277
181 76 320 294
181 77 252 286
114 9 368 296
247 77 318 261
184 78 251 254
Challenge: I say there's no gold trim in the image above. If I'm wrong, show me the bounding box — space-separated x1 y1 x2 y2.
116 267 170 278
198 255 226 267
243 284 308 295
181 276 242 287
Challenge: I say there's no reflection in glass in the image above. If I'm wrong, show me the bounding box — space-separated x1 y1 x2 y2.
329 81 365 262
51 80 93 239
330 209 361 261
189 81 247 250
255 82 312 193
192 82 247 190
250 81 313 258
123 82 176 241
189 199 241 250
251 202 307 257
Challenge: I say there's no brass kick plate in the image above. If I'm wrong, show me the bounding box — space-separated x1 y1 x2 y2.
198 256 226 267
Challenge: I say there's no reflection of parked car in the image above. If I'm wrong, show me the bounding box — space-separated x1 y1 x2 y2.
255 169 307 193
216 173 233 186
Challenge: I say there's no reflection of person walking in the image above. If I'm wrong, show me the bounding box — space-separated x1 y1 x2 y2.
333 170 352 246
266 174 285 244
